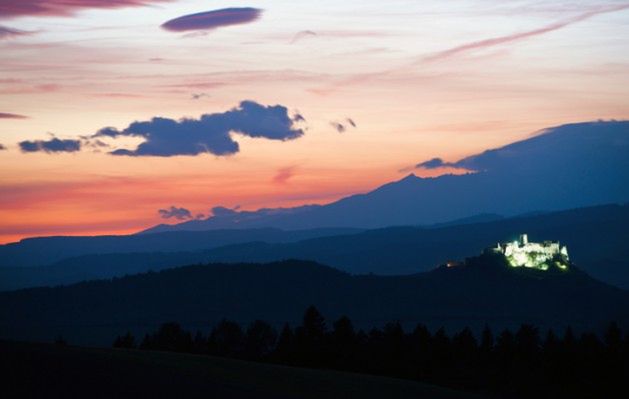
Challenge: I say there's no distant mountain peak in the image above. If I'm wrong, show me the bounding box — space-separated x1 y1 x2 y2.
141 120 629 233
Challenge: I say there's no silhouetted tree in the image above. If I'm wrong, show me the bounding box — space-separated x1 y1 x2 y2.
430 327 452 381
139 333 152 350
480 325 494 354
294 306 327 367
330 316 357 369
113 331 136 349
410 324 432 379
209 319 244 357
245 320 277 360
274 323 294 363
193 330 207 354
154 322 193 353
116 309 629 399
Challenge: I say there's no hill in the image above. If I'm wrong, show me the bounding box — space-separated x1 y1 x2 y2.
2 203 626 292
146 121 629 232
1 257 627 346
198 204 629 287
2 340 478 399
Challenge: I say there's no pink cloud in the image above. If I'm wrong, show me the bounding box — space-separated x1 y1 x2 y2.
0 0 171 18
423 4 629 62
272 166 297 185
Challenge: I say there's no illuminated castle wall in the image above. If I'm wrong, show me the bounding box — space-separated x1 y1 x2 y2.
491 234 569 271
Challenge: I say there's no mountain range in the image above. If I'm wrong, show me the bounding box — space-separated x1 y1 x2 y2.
144 120 629 233
1 203 627 291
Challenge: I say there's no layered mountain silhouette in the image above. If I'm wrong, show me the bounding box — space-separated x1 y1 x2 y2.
0 227 360 268
1 204 627 291
1 255 627 346
144 121 629 233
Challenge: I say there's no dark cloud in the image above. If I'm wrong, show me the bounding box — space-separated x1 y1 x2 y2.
0 112 28 119
158 206 193 221
330 118 357 133
0 0 171 18
19 137 81 153
161 8 262 33
415 157 456 169
0 144 6 150
93 100 305 157
331 122 346 133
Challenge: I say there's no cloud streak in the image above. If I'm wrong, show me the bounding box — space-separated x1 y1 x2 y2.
422 4 629 62
91 100 305 157
0 0 171 18
161 8 262 33
0 25 31 39
0 112 28 119
415 158 455 169
272 166 297 185
19 137 81 153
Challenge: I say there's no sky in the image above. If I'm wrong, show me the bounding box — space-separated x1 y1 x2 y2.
1 0 629 243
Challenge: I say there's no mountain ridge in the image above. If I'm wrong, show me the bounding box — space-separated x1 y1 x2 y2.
1 203 627 291
145 120 629 233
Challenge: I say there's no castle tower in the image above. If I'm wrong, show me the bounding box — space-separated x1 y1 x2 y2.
520 234 528 245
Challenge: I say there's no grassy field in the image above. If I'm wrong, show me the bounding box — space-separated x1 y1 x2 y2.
2 340 482 398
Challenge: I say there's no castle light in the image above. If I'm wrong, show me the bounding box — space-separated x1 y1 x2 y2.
490 234 569 271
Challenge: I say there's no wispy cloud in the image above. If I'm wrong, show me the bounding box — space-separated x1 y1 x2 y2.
161 8 262 33
0 25 32 39
272 166 297 185
0 0 171 18
0 112 28 119
290 30 317 44
422 4 629 63
289 29 395 44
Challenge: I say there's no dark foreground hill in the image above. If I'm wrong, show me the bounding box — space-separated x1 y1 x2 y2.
2 203 626 292
2 341 477 399
1 256 627 346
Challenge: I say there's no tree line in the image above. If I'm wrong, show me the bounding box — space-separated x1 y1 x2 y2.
114 306 628 397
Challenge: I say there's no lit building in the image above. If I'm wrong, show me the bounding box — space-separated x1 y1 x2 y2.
490 234 569 271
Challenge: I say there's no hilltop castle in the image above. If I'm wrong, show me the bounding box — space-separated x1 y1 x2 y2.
490 234 569 271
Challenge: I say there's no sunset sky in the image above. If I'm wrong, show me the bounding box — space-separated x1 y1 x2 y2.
1 0 629 243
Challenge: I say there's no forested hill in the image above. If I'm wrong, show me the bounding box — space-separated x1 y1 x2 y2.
1 256 627 346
